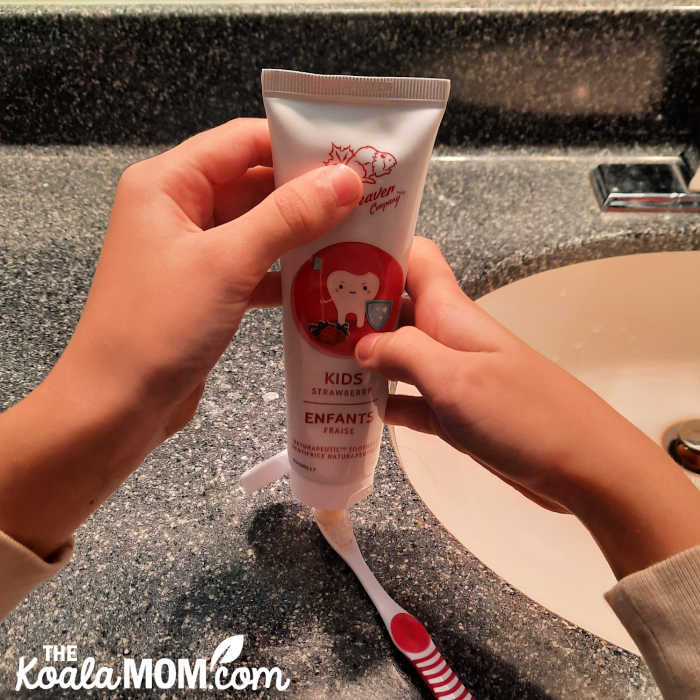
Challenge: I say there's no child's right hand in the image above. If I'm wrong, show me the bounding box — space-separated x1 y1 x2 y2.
355 237 700 578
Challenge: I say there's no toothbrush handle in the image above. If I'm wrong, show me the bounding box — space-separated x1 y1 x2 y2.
391 612 475 700
411 643 473 700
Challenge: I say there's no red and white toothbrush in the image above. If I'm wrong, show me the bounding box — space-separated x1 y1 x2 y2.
314 509 475 700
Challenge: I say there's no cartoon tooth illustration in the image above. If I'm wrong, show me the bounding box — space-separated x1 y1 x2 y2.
327 270 380 328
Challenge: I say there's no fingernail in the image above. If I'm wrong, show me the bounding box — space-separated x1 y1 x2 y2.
355 334 380 362
327 164 361 206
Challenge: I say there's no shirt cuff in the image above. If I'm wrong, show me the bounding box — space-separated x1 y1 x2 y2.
0 528 73 620
605 545 700 699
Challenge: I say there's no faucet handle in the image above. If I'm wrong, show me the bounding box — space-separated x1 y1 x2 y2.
681 144 700 191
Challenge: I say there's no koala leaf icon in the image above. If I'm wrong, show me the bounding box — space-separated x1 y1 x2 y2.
210 635 245 671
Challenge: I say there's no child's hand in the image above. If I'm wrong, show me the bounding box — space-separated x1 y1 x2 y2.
356 236 617 513
56 118 362 440
356 237 700 578
0 119 362 558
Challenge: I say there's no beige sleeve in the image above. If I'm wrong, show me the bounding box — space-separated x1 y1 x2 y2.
605 545 700 700
690 169 700 192
0 529 73 620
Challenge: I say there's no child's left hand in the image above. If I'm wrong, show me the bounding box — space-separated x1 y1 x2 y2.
56 118 362 440
0 119 361 558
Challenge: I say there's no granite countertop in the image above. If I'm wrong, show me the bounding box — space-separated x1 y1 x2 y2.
3 4 700 148
1 144 699 699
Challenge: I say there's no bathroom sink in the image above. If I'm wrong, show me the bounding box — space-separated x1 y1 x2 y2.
390 250 700 654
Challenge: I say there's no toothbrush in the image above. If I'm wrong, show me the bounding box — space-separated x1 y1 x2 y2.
314 509 475 700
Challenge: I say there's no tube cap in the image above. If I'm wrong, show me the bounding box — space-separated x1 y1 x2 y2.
239 450 290 494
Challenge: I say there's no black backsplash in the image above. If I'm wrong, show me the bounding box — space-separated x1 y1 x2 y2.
1 6 699 146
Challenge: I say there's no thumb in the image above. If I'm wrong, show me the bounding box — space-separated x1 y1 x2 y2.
355 326 458 397
215 164 362 281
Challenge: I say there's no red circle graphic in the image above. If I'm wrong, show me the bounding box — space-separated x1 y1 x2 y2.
291 242 404 357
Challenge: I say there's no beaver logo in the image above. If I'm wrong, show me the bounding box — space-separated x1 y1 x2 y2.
323 143 398 185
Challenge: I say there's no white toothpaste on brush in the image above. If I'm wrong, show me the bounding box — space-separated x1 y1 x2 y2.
258 69 449 509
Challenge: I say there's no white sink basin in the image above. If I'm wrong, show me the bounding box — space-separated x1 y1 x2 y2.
391 251 700 654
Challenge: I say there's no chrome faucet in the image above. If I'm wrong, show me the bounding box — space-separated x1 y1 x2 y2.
591 144 700 212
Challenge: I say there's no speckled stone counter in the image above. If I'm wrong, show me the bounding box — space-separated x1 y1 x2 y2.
1 144 699 698
2 4 700 147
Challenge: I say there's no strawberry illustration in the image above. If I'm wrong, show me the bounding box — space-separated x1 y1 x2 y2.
308 320 350 346
323 143 398 184
317 325 344 345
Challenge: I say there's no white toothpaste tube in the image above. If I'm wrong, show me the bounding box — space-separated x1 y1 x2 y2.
259 69 449 509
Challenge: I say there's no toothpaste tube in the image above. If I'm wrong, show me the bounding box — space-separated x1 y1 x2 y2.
259 69 449 509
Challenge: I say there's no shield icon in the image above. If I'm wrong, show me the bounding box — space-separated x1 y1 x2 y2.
365 299 394 331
